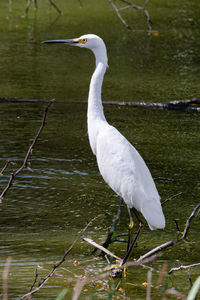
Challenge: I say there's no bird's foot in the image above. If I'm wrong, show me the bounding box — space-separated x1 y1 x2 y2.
111 266 123 278
107 260 123 278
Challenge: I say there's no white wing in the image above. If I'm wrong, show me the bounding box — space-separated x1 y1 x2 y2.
96 124 165 230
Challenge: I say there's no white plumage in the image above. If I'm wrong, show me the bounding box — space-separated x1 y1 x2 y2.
43 34 165 231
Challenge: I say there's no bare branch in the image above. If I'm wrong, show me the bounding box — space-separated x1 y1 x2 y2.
182 203 200 240
169 262 200 275
137 240 174 263
109 0 130 29
109 0 152 32
17 217 97 299
0 100 55 203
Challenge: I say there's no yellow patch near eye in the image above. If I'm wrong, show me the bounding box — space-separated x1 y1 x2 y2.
76 38 87 44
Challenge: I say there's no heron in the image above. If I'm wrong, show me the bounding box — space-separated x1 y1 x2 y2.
43 34 165 267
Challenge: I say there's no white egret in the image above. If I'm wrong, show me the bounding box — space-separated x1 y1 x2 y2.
43 34 165 265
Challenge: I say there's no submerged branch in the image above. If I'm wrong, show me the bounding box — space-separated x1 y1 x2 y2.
0 100 55 203
104 98 200 112
1 97 200 112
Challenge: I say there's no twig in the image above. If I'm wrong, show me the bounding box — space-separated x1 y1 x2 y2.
168 262 200 275
82 235 122 261
174 219 181 232
29 268 39 292
0 161 14 175
17 217 97 299
182 203 200 240
137 240 174 263
0 100 55 203
2 257 12 300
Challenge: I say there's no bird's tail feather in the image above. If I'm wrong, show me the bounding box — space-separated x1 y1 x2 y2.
141 199 165 230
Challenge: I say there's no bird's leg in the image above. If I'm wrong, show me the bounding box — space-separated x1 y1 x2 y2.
122 218 144 266
91 197 123 255
111 209 144 278
127 207 134 251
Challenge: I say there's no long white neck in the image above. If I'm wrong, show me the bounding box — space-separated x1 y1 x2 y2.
87 44 108 155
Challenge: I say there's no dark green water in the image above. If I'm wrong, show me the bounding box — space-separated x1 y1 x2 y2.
0 1 199 299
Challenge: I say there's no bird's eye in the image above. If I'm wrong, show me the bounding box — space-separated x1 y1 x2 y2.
79 38 87 44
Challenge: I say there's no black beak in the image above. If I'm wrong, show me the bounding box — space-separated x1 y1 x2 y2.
42 39 78 45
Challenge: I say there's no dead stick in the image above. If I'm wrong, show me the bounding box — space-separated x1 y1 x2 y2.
82 235 122 261
169 262 200 275
182 203 200 240
0 100 55 203
17 217 97 299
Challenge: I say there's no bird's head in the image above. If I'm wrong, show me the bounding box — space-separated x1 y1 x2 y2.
43 34 104 50
43 34 108 65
